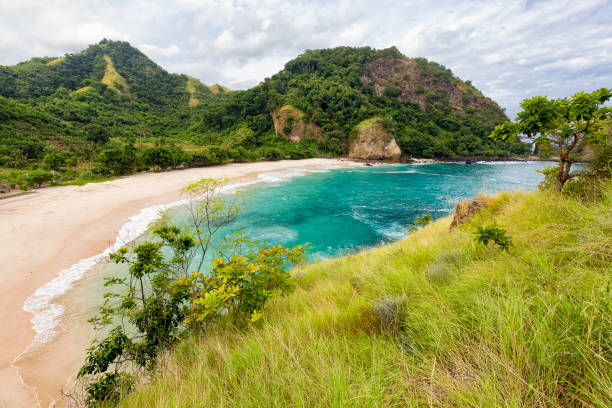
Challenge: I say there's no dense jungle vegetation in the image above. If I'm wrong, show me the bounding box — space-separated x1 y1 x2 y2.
0 40 529 190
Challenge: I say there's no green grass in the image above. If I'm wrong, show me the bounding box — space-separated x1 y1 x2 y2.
186 76 200 107
54 176 124 187
354 117 382 132
207 83 232 94
119 181 612 407
46 57 65 66
102 55 130 95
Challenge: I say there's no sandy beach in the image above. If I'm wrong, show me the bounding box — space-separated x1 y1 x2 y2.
0 158 354 407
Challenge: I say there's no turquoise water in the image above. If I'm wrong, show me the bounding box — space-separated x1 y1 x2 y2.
56 160 556 353
171 161 554 262
45 160 558 377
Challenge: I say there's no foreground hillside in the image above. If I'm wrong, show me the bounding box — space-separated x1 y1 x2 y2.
118 180 611 407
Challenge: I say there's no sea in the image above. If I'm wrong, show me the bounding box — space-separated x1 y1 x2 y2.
177 160 553 261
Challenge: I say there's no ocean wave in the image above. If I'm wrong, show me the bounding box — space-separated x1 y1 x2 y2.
257 169 309 183
250 226 298 242
474 160 544 165
20 198 189 355
349 205 407 241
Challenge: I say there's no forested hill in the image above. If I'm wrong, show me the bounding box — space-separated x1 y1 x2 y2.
0 41 528 190
196 46 524 158
0 39 228 134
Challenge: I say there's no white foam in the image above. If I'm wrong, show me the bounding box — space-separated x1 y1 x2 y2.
20 197 192 355
474 160 541 165
349 205 408 241
18 164 352 356
257 169 309 183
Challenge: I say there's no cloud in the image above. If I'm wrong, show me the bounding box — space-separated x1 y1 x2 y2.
0 0 611 116
139 44 181 59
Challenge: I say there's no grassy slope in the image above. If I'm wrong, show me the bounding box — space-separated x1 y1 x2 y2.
186 76 200 107
102 55 130 95
121 182 611 407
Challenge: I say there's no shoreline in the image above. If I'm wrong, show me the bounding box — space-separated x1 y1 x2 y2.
0 155 555 199
0 158 359 408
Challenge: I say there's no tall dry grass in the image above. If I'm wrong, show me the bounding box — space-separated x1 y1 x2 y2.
119 180 611 407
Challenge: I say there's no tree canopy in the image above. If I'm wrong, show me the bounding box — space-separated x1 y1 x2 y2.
491 88 612 188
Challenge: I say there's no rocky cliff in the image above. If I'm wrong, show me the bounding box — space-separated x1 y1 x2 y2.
348 118 401 161
272 105 322 143
362 57 506 118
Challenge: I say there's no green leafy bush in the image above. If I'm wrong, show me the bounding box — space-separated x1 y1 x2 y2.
473 222 513 252
562 172 607 202
25 169 53 188
590 143 612 176
42 150 66 170
76 178 306 406
408 214 432 232
536 165 560 191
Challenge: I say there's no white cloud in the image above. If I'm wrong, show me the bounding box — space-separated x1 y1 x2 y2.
139 44 181 59
0 0 610 116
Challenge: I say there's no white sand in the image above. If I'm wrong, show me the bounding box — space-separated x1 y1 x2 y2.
0 158 355 407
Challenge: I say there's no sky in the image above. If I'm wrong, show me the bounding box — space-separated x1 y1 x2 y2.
1 0 611 117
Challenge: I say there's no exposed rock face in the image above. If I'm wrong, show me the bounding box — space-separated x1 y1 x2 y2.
348 118 401 161
272 105 322 143
450 197 491 228
0 179 10 193
362 57 507 118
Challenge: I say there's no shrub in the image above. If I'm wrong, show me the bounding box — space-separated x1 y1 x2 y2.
473 222 513 252
426 262 450 282
25 169 53 188
408 214 432 232
84 123 111 144
562 172 606 202
590 143 612 175
76 178 306 405
383 86 402 98
42 150 66 170
99 145 137 175
536 165 559 191
372 296 406 332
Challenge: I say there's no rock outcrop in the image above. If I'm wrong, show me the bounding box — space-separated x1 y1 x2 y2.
0 179 10 193
348 118 401 161
362 57 507 118
450 197 491 228
272 105 322 143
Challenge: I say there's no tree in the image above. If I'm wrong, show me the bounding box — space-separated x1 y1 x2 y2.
490 88 612 189
25 169 53 188
98 144 137 175
75 178 306 406
42 150 66 170
140 146 186 170
84 123 110 144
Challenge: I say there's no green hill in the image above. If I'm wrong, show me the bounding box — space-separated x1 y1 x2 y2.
118 180 611 407
0 41 529 189
195 46 525 158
